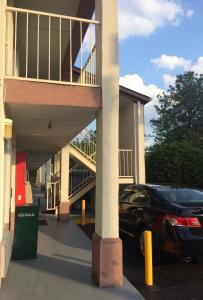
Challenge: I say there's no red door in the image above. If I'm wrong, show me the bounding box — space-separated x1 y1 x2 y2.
15 152 27 206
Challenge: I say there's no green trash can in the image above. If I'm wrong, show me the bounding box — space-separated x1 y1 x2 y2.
12 204 39 260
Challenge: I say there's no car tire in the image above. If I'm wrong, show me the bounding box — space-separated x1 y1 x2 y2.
138 229 159 261
138 230 146 257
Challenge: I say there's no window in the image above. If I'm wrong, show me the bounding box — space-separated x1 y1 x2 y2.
119 191 133 203
147 191 163 207
158 188 203 204
128 191 150 205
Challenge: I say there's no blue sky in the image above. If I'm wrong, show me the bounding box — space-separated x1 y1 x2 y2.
118 0 203 143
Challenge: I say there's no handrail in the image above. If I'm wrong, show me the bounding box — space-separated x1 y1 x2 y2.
46 180 61 211
80 45 96 86
6 6 100 24
70 128 96 163
69 164 95 197
119 149 134 177
83 45 96 71
5 6 100 86
70 128 134 177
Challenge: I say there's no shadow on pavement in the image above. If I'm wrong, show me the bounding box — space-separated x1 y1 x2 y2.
79 223 203 300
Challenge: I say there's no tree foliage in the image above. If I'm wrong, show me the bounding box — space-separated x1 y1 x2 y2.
151 72 203 147
147 72 203 188
146 142 203 188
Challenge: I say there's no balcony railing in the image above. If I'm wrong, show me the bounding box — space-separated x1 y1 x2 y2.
71 128 135 178
119 149 134 177
5 7 100 87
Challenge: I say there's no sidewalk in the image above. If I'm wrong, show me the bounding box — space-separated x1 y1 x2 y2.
0 214 144 300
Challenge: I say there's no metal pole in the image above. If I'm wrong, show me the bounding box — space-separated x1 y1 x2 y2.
144 230 153 286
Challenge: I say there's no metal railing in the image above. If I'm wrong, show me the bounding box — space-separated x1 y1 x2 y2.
79 45 96 85
119 149 134 177
46 179 61 211
5 6 99 86
69 164 95 198
70 128 96 163
70 128 134 177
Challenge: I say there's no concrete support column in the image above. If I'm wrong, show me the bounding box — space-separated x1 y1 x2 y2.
58 145 70 221
4 140 12 231
45 159 52 184
135 102 146 184
54 151 61 176
92 0 123 288
0 0 6 286
10 147 16 238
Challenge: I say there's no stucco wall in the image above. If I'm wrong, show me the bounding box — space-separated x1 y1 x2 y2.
119 101 135 150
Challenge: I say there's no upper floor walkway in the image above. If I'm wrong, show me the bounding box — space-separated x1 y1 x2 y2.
5 1 99 87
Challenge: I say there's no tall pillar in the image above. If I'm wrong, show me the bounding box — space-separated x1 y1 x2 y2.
0 0 6 286
4 140 12 230
135 102 146 184
10 146 16 238
45 159 52 184
58 145 70 221
92 0 123 287
54 151 61 176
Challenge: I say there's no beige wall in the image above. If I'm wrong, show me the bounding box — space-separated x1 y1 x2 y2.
0 0 6 243
4 140 12 230
0 0 14 282
119 101 135 150
10 146 16 235
119 100 146 184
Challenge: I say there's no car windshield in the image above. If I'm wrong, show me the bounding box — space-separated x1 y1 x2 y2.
158 188 203 204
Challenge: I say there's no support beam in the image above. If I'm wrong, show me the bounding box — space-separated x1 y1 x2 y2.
45 159 52 184
4 140 12 231
135 101 146 184
0 0 6 286
59 145 70 221
54 151 61 176
92 0 123 288
10 146 16 238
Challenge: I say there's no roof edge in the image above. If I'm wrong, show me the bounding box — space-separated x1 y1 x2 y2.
73 67 151 105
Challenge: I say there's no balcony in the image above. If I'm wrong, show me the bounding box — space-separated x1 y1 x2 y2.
5 6 100 87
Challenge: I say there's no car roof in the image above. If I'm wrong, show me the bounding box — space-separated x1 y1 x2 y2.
123 184 191 192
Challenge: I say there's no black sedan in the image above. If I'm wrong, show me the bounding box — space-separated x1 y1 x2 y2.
119 184 203 260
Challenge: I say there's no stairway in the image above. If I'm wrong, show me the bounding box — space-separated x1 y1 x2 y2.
68 128 135 205
69 129 96 204
44 128 135 210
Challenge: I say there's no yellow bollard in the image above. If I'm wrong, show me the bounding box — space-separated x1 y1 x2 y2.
82 199 86 212
81 213 86 226
81 200 86 225
144 230 153 286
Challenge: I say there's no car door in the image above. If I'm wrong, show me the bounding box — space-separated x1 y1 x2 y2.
119 191 134 233
119 189 150 236
145 190 171 248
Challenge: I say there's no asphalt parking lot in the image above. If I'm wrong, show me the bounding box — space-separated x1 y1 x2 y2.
79 223 203 300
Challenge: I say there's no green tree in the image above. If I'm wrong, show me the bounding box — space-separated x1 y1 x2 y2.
146 143 203 188
151 72 203 147
146 72 203 187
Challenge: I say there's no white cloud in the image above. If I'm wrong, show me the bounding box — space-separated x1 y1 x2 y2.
118 0 194 40
191 57 203 74
163 74 176 88
151 54 191 70
152 55 203 75
120 73 163 98
120 73 164 143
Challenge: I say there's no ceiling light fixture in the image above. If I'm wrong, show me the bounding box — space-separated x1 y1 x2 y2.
48 121 52 130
